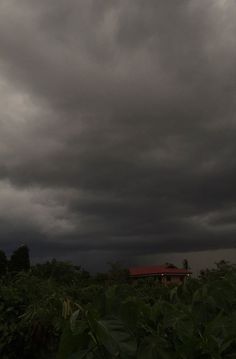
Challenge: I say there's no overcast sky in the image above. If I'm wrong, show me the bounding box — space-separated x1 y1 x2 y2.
0 0 236 272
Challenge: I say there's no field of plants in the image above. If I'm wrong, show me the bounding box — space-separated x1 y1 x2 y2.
0 250 235 358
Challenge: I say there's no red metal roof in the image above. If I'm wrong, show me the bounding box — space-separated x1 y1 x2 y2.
129 265 191 277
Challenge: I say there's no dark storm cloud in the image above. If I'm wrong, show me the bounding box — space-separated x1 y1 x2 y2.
0 0 236 268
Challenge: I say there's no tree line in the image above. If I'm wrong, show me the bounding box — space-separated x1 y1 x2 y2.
0 245 30 276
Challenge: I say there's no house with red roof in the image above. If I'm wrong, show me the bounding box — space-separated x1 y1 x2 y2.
129 263 191 285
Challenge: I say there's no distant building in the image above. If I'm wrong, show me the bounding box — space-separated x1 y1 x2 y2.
129 264 191 285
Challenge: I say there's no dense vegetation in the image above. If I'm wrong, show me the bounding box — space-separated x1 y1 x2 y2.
0 247 235 358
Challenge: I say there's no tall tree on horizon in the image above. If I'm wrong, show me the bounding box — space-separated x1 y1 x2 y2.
0 249 7 276
9 244 30 272
182 259 189 270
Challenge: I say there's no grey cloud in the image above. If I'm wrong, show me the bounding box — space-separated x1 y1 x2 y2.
0 0 235 270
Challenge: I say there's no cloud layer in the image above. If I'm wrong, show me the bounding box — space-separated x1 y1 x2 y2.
0 0 236 269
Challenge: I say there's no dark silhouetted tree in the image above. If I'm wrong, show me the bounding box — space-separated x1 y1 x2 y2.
0 249 7 276
31 259 90 285
9 245 30 272
182 259 189 270
107 261 129 283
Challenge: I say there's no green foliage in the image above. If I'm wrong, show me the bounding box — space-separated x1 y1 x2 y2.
58 302 137 359
107 262 129 284
8 245 30 273
0 257 235 358
31 259 90 285
58 262 236 358
0 271 65 358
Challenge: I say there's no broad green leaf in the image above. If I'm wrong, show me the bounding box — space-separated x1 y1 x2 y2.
137 337 171 359
57 322 90 359
95 317 137 358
